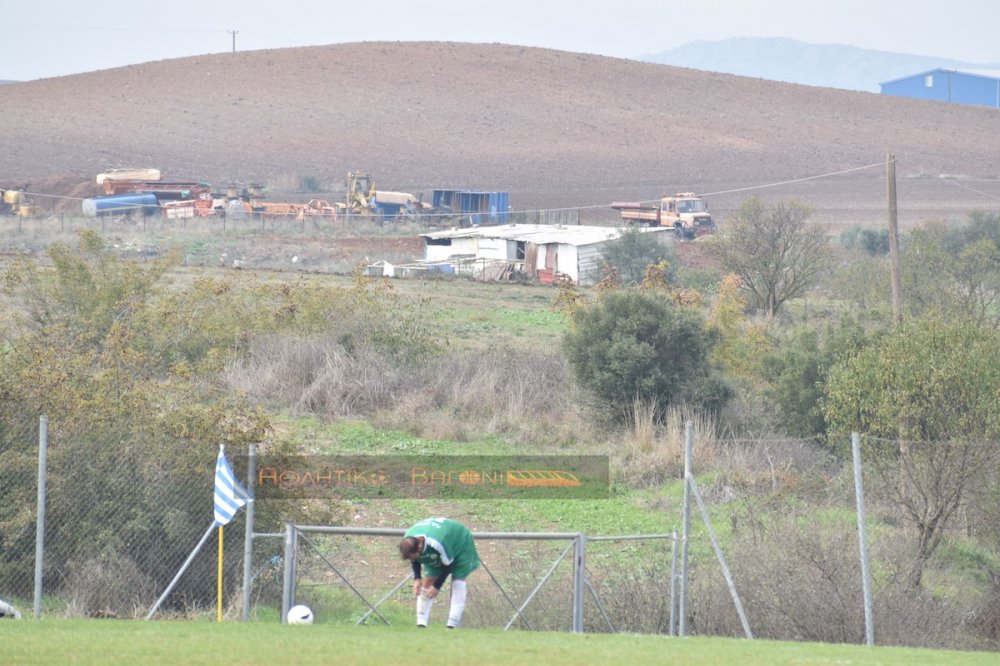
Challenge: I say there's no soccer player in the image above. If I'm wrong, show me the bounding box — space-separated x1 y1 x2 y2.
399 517 480 629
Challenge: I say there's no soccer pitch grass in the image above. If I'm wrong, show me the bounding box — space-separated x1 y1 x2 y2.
1 621 996 666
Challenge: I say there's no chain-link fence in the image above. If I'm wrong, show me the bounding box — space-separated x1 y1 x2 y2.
280 526 676 633
0 415 250 620
3 416 999 649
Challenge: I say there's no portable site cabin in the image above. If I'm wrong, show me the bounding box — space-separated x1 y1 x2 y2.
880 69 1000 108
421 224 670 286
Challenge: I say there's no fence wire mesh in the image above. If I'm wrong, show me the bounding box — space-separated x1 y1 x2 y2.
284 529 673 633
4 416 999 649
0 416 251 619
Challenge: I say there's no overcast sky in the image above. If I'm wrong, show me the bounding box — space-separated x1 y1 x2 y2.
2 0 998 81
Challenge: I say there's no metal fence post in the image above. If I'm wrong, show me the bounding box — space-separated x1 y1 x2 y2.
688 473 753 639
572 533 585 633
679 420 693 636
280 523 296 624
241 442 257 621
852 432 875 646
669 530 678 636
33 415 48 619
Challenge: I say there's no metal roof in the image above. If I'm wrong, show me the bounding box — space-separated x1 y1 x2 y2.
880 67 1000 86
421 223 667 246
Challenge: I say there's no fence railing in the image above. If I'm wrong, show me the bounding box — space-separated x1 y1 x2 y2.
7 415 993 648
278 525 677 633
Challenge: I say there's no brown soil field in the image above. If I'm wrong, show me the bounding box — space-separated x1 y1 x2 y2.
2 41 999 236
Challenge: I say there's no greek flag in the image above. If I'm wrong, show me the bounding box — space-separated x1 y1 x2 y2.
214 445 252 526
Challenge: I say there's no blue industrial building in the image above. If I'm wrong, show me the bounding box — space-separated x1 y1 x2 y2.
880 69 1000 108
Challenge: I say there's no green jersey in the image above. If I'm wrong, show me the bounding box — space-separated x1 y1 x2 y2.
405 517 480 580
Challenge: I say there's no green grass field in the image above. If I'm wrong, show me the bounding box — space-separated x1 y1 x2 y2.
1 620 996 666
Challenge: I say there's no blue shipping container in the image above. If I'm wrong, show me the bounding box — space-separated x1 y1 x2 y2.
431 189 509 224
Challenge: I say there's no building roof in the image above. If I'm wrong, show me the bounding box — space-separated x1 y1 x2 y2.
421 223 667 246
880 67 1000 86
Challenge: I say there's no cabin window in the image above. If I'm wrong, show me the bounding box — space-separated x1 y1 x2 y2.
924 74 934 87
426 238 452 246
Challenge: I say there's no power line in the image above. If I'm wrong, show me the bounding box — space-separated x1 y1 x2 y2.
936 178 1000 202
700 162 885 198
896 161 1000 203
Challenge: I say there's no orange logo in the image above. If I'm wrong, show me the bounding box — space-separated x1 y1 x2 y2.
506 470 581 487
458 470 482 485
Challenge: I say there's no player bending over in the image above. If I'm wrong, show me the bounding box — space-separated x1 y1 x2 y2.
399 517 480 629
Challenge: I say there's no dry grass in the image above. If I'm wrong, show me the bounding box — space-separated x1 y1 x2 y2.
224 334 594 447
617 401 720 486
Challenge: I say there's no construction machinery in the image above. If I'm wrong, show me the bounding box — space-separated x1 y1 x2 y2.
337 172 432 220
247 198 338 221
1 188 42 217
611 192 715 239
342 172 377 215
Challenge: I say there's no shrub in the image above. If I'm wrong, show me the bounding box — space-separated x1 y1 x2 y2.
598 227 676 287
563 289 730 417
839 225 889 255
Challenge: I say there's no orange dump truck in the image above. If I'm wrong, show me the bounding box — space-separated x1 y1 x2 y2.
611 192 715 239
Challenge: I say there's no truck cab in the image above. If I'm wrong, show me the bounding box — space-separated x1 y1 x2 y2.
661 193 714 239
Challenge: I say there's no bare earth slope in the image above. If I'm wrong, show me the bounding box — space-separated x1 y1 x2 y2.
2 42 999 228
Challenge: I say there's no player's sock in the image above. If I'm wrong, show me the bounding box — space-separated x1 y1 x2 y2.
446 579 467 628
416 591 434 626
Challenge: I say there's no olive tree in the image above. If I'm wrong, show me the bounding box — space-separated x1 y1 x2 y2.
706 198 831 318
824 314 1000 587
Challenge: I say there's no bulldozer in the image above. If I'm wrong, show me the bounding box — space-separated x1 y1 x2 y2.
1 188 42 217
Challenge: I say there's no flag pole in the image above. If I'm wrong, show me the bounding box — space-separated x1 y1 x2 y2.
148 444 251 622
212 443 252 624
217 524 224 622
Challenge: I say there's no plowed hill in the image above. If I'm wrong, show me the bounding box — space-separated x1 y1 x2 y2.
2 41 999 229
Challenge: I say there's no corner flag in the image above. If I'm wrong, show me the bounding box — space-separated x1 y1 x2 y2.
214 445 252 526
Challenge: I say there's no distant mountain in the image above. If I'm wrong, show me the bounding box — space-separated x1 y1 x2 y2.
0 80 16 85
639 37 1000 92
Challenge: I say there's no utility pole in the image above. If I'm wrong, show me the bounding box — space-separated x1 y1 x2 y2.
887 154 909 503
886 152 902 323
228 30 238 53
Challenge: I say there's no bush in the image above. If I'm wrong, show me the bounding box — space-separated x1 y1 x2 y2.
563 289 729 417
689 511 967 648
761 318 866 438
63 552 155 618
839 225 889 255
598 228 676 287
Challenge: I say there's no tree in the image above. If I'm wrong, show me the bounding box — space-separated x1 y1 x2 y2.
761 317 865 438
706 198 831 318
563 289 730 416
824 314 1000 587
901 221 1000 328
704 274 769 382
0 232 284 608
598 227 676 287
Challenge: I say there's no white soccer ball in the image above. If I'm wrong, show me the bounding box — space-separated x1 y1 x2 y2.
286 604 314 625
